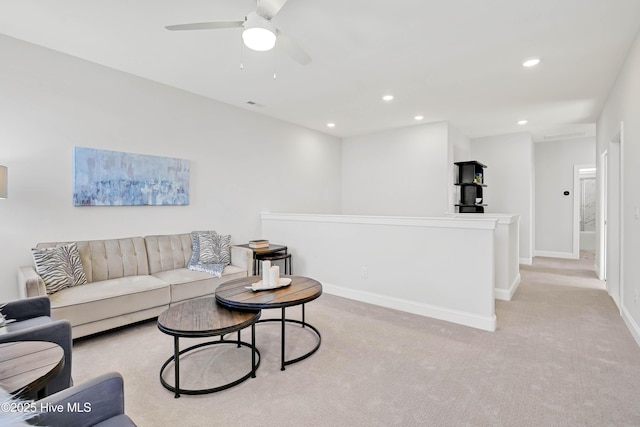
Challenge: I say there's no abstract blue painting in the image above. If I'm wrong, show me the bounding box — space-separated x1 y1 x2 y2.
73 147 190 206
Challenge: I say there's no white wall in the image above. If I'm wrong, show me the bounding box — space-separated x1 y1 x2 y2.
341 121 451 216
471 133 534 263
596 29 640 346
0 34 342 301
534 137 595 257
448 123 472 212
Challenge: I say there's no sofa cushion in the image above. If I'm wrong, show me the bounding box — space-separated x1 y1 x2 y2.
153 265 246 303
49 275 170 327
31 243 88 294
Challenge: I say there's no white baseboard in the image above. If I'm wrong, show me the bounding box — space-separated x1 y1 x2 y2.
322 283 496 332
534 250 578 259
495 273 522 301
519 257 532 265
621 305 640 349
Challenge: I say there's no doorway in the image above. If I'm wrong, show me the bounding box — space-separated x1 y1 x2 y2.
573 164 596 259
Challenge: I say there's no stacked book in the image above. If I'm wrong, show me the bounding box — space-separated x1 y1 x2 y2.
249 239 269 249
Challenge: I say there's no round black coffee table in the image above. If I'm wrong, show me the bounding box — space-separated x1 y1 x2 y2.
157 297 261 398
215 276 322 371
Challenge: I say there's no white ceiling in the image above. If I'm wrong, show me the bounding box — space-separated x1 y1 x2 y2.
1 0 639 140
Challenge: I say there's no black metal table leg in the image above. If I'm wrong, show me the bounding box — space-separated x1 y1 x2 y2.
173 336 180 398
281 307 286 371
251 323 257 378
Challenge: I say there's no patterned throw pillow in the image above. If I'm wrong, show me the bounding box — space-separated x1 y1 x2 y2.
198 232 218 264
191 230 231 265
31 242 88 294
187 231 230 278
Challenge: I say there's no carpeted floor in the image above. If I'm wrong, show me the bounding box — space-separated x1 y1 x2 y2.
72 252 640 426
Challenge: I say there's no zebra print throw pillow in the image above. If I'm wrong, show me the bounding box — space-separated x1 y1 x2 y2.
187 231 228 277
191 231 231 265
31 242 88 294
198 232 218 264
210 233 231 265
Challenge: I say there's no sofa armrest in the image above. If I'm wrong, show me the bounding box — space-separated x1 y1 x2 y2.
231 245 253 274
1 296 50 321
33 372 135 427
18 266 47 298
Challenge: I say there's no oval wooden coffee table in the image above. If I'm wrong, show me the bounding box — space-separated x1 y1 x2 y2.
157 297 261 398
215 276 322 371
0 341 64 399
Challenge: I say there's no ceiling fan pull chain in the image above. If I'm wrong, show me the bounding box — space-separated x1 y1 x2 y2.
273 48 277 79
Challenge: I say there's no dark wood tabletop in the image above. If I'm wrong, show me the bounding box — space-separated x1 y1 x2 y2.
157 297 261 338
0 341 64 396
215 276 322 310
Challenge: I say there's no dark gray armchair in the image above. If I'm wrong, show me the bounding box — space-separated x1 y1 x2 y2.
31 372 136 427
0 296 72 396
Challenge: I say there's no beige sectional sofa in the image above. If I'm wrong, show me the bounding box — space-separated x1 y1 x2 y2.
18 233 253 339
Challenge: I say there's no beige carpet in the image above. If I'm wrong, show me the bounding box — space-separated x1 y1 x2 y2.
72 253 640 426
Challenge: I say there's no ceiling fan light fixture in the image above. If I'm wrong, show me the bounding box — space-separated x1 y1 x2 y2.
522 57 541 68
242 13 277 51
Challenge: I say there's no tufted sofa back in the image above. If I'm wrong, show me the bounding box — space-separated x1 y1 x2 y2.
144 233 193 274
36 237 149 283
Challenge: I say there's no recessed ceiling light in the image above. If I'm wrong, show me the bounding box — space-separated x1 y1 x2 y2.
414 115 424 121
382 95 394 101
517 120 528 125
327 123 336 128
522 57 541 67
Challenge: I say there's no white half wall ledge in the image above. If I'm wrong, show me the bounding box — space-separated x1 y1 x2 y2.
447 213 521 225
323 283 497 332
262 212 498 230
446 213 520 302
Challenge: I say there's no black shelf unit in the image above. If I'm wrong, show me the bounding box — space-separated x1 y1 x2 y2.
454 161 487 213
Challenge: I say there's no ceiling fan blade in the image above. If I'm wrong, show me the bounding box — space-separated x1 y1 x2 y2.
276 30 311 65
165 21 244 31
256 0 289 19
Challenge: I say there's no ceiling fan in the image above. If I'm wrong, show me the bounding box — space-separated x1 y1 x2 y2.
165 0 311 65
